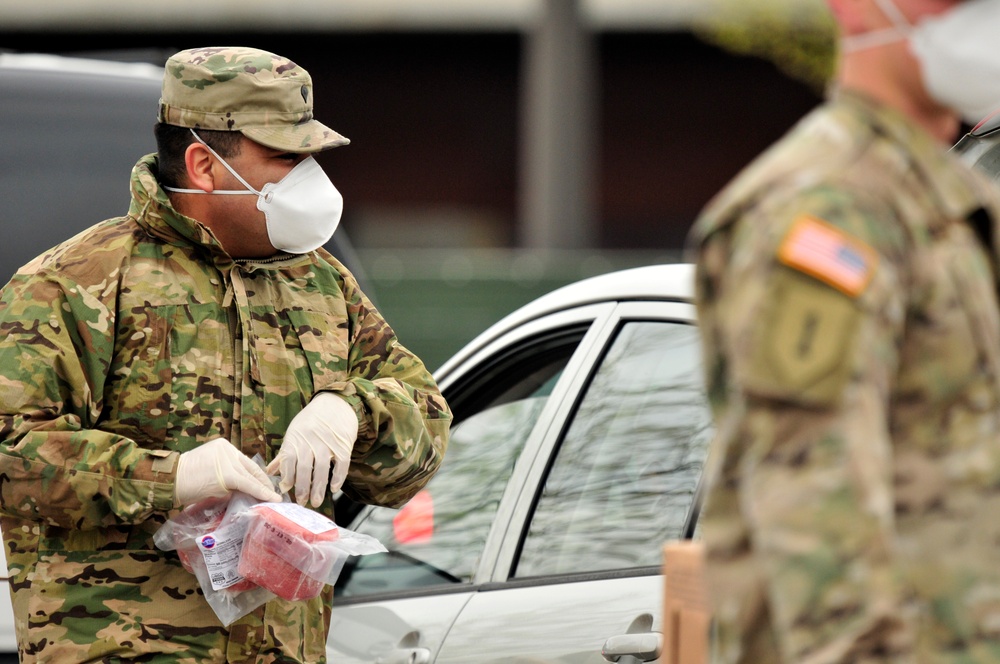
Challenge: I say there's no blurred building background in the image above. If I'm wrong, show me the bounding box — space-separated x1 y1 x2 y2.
1 0 835 368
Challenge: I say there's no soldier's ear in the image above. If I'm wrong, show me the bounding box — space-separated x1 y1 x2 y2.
184 142 218 193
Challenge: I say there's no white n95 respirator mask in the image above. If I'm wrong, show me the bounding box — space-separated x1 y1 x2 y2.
841 0 1000 126
164 129 344 254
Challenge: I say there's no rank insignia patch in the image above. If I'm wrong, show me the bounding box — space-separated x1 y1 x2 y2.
777 216 877 297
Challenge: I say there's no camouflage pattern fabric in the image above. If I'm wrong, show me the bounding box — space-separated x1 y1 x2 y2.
159 46 349 154
689 91 1000 662
0 154 451 663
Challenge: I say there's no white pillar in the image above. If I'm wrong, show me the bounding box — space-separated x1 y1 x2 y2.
518 0 597 249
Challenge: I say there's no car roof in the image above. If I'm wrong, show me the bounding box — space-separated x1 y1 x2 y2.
0 53 164 281
0 52 164 80
435 262 695 377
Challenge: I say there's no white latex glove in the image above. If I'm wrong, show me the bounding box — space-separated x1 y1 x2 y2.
266 392 359 508
175 438 282 506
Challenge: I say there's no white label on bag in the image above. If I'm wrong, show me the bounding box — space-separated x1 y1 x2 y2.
259 503 337 534
198 521 249 590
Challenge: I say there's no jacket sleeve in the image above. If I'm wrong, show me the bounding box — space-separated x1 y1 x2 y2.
329 269 451 509
0 269 178 530
694 188 916 661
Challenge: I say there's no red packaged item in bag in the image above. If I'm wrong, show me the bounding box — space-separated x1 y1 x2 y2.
238 503 341 601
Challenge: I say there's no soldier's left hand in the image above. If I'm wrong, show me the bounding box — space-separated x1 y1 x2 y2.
266 392 358 508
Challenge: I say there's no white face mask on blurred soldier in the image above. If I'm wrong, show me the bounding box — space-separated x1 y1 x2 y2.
841 0 1000 125
165 130 344 255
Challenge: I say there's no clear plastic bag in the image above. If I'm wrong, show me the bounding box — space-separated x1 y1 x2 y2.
154 491 276 625
155 492 386 624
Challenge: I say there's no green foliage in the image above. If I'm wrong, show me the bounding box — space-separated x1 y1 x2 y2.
692 1 838 94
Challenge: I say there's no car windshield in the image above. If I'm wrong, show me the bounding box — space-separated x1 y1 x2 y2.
334 331 580 597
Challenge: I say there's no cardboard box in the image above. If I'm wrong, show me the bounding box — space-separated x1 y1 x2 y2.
662 541 709 664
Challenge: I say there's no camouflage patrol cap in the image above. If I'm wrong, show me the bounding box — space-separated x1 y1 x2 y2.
158 46 349 153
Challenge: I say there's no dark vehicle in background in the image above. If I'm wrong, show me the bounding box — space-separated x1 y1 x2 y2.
0 52 163 280
328 263 711 663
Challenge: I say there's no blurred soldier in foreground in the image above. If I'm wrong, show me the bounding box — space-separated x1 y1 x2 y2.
689 0 1000 660
0 46 450 663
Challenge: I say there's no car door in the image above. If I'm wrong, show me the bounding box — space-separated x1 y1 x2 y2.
328 299 711 663
327 303 620 663
434 301 711 663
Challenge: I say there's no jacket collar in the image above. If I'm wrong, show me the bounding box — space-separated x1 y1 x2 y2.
834 90 986 225
127 153 232 258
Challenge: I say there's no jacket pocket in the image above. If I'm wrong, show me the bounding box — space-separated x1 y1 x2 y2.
24 549 226 661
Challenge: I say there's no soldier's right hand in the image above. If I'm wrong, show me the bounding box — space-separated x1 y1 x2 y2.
174 438 282 506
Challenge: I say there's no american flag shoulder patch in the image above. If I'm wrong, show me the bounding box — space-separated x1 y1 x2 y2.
777 216 877 297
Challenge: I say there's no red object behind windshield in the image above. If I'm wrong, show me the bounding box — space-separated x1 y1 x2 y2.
393 490 434 544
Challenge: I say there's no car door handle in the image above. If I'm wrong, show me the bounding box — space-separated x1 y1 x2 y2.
376 646 432 664
601 632 662 662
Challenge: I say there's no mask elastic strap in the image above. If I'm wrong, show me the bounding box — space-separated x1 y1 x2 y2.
873 0 911 29
163 129 261 196
840 0 912 54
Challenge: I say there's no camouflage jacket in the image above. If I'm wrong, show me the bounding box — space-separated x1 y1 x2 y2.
0 154 451 663
690 92 1000 663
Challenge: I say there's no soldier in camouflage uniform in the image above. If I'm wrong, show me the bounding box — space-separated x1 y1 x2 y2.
689 0 1000 661
0 46 451 663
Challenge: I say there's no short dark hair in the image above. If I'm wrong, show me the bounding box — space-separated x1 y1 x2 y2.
154 124 244 188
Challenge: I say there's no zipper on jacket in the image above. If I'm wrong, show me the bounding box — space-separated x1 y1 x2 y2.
229 268 261 385
224 272 243 448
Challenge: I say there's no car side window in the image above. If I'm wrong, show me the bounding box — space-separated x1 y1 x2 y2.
514 321 711 578
334 329 584 598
